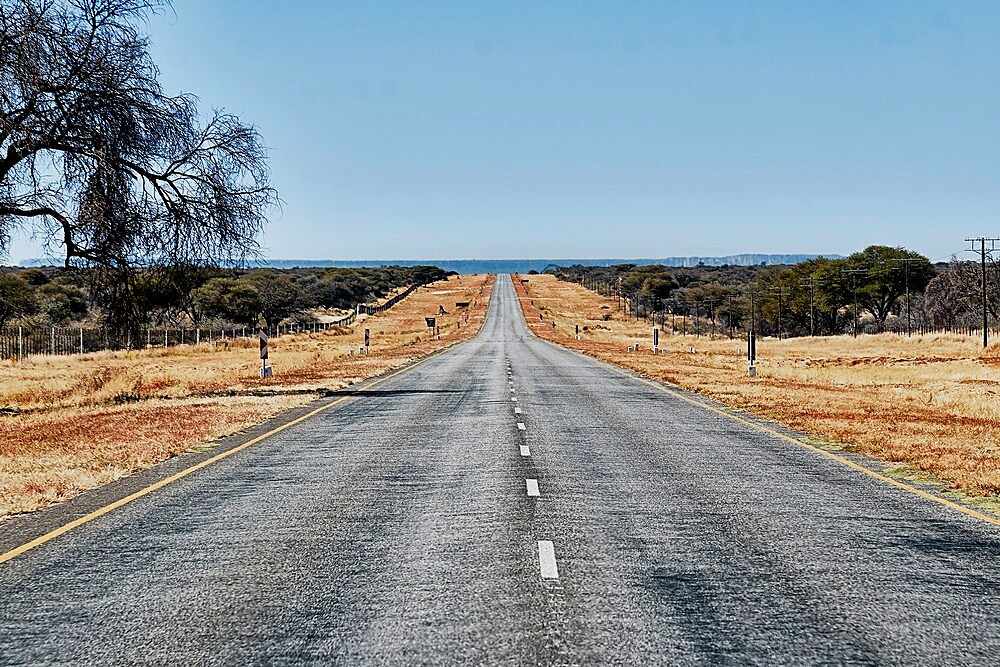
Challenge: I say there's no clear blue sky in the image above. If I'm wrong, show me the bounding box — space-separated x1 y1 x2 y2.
10 0 1000 262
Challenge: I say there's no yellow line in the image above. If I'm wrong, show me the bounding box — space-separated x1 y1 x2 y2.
0 354 439 566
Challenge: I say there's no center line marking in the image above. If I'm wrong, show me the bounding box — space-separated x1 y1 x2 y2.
517 422 526 430
511 397 517 402
520 445 530 456
526 479 540 496
538 541 559 579
514 407 522 414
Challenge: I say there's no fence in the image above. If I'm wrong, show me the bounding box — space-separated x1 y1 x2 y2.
1 282 425 361
0 322 343 361
356 282 421 315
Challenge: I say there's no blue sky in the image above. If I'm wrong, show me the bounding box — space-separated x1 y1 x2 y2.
10 1 1000 262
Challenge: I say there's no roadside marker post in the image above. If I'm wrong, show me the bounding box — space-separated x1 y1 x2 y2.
747 330 757 377
364 328 370 351
259 328 273 378
653 327 659 353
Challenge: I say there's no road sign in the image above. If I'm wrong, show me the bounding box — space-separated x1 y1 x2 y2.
259 328 268 360
425 317 436 328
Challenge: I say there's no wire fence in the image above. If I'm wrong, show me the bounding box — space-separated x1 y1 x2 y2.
357 283 421 315
0 322 334 361
1 281 424 361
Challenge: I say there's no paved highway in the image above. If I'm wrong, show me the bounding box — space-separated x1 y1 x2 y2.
2 274 1000 664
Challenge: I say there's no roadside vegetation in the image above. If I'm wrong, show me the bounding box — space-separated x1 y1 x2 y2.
0 264 448 333
553 245 999 338
0 274 494 520
514 273 1000 512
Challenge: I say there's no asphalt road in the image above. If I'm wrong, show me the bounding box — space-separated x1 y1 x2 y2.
2 274 1000 665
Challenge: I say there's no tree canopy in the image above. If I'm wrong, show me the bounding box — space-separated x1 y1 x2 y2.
0 0 276 270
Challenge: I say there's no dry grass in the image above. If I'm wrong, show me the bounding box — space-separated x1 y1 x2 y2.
514 274 1000 502
1 274 494 519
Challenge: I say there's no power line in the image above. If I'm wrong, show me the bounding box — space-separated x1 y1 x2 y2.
888 258 924 337
965 237 1000 348
841 269 867 337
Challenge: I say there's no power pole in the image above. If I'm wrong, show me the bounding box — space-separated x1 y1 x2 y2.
799 277 815 336
966 237 1000 347
769 286 784 340
889 258 922 337
842 269 866 337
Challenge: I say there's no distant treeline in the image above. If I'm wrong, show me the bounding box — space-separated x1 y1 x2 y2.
0 264 449 333
553 245 999 338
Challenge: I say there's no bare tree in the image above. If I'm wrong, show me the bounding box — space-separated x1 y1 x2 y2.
0 0 276 272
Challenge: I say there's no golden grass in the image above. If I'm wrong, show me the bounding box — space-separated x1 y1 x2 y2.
514 274 1000 502
0 274 494 520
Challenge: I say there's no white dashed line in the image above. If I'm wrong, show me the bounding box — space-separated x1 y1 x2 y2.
520 445 530 457
538 541 559 579
526 479 540 497
510 388 515 393
511 397 518 402
514 407 522 414
517 422 526 431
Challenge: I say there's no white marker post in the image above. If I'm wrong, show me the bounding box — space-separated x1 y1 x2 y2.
259 327 273 378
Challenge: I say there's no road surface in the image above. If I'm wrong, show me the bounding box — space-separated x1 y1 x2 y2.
1 274 999 664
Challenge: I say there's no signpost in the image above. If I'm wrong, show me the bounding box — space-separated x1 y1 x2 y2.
747 330 756 377
364 328 370 351
653 327 659 353
425 317 436 329
259 327 272 378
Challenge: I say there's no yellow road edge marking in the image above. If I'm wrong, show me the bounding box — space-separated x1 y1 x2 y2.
624 364 1000 527
525 317 1000 528
0 354 439 566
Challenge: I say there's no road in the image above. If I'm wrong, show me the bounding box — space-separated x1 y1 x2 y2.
2 274 1000 665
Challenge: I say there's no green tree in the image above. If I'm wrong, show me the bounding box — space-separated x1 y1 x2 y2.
0 273 37 324
847 246 935 328
242 272 302 328
37 282 87 324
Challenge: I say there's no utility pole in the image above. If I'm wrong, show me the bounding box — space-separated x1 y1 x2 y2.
769 287 784 340
799 277 816 336
842 270 866 337
966 237 1000 347
889 258 922 337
